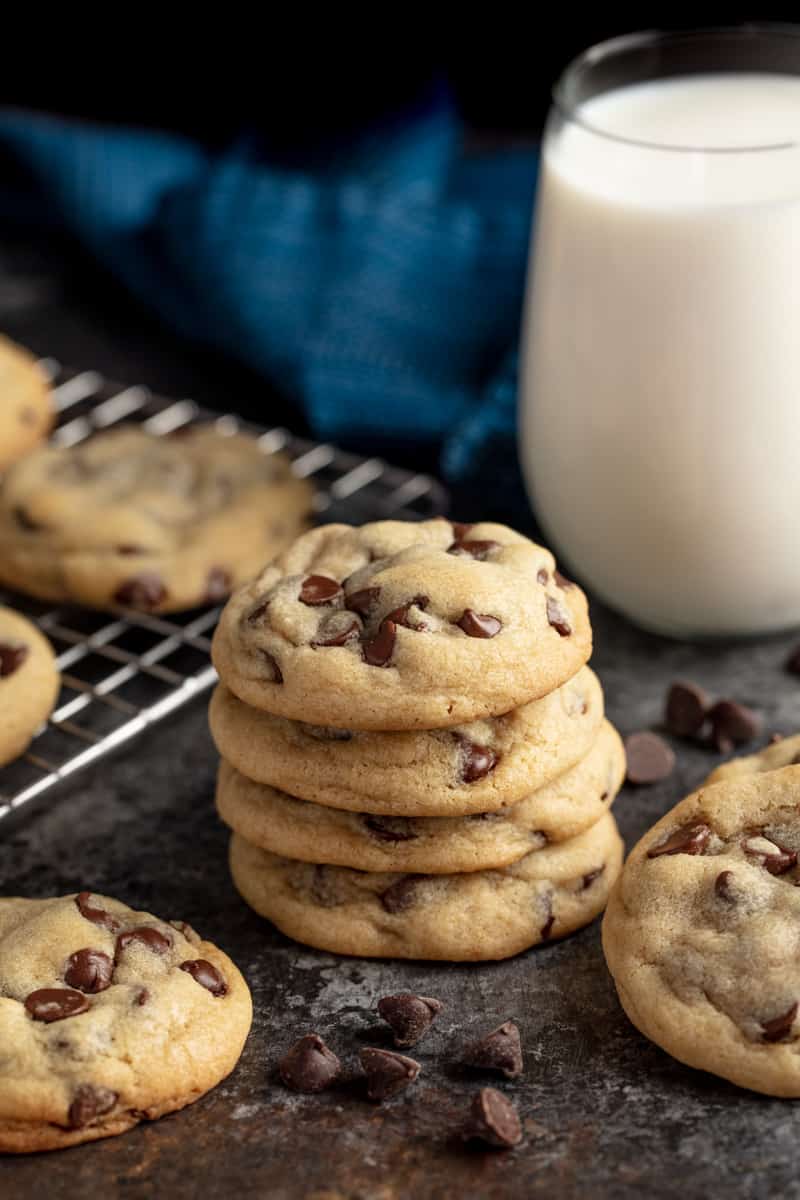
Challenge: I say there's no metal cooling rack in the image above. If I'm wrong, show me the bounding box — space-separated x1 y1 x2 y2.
0 363 448 824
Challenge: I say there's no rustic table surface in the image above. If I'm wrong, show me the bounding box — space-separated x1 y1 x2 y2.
2 235 800 1200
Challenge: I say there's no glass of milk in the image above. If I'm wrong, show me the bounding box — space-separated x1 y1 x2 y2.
520 26 800 637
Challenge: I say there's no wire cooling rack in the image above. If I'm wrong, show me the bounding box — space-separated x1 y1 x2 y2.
0 363 448 825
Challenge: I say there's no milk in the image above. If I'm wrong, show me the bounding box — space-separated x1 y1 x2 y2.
521 74 800 636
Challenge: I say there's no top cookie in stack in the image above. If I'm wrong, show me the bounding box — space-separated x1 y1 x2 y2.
211 518 624 960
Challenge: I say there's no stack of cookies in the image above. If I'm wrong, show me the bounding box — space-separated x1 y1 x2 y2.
210 518 626 961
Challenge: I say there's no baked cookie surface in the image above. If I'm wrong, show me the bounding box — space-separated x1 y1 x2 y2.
0 892 252 1152
209 666 604 817
603 767 800 1096
0 607 59 767
229 811 623 961
705 733 800 785
0 337 53 471
212 519 592 730
216 719 624 873
0 425 313 612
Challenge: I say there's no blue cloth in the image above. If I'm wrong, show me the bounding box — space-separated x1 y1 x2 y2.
0 93 537 504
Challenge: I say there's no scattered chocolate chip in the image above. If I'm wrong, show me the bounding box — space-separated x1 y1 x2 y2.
380 875 422 914
714 870 737 902
75 892 120 933
300 575 343 606
279 1034 341 1093
170 919 201 944
247 601 269 625
262 650 283 683
546 595 572 637
625 732 676 785
456 736 499 783
0 642 28 678
581 866 605 891
25 988 90 1023
363 815 418 842
179 959 228 996
707 700 761 753
536 568 549 585
64 949 114 994
312 612 361 648
665 681 709 737
377 993 443 1047
360 1047 420 1101
114 926 173 963
761 1002 798 1043
384 595 429 630
113 572 167 610
647 822 711 858
554 570 573 590
786 647 800 676
451 521 474 539
742 835 797 876
463 1021 523 1079
205 567 232 604
13 505 43 532
465 1087 522 1149
457 610 502 639
448 539 500 560
345 587 381 616
68 1084 118 1129
363 620 397 667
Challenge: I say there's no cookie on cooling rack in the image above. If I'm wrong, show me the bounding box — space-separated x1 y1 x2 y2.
0 891 252 1152
0 425 314 613
0 606 60 768
0 336 53 471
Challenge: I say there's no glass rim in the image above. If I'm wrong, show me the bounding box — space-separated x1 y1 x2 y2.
552 24 800 154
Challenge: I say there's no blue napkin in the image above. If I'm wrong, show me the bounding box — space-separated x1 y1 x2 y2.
0 90 537 509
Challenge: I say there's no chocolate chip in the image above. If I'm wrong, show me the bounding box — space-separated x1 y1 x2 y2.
742 835 797 876
25 988 90 1023
170 919 201 944
363 815 417 843
647 822 711 858
68 1084 118 1129
75 892 121 932
581 866 605 891
708 700 761 752
0 642 28 677
360 1047 420 1101
345 587 381 616
546 595 572 637
715 870 737 902
456 736 499 783
179 959 228 996
451 521 474 539
205 567 232 604
303 724 354 742
247 601 269 625
114 926 173 963
786 646 800 676
64 949 114 994
377 993 443 1047
363 620 397 667
540 896 555 941
300 575 343 606
135 987 150 1006
13 505 43 532
665 681 709 737
380 875 422 914
311 612 360 648
448 539 500 560
463 1021 523 1079
116 544 147 555
625 732 676 785
262 650 283 683
761 1002 798 1043
537 568 549 585
279 1033 341 1093
114 572 167 610
554 570 573 590
465 1087 522 1149
384 595 429 630
457 610 502 638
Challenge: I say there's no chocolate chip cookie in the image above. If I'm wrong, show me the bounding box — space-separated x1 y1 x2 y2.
704 733 800 786
0 337 53 471
212 520 592 730
216 719 624 873
602 767 800 1096
0 892 252 1152
0 607 60 767
209 665 604 817
0 425 313 612
229 811 623 960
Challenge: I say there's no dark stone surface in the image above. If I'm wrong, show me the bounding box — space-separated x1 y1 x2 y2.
3 234 800 1197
